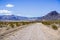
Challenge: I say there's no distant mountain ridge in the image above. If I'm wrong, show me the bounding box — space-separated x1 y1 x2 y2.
0 11 60 21
0 15 28 20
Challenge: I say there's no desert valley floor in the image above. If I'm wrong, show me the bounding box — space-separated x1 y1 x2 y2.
0 23 60 40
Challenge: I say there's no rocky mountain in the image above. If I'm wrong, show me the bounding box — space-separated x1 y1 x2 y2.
36 11 60 21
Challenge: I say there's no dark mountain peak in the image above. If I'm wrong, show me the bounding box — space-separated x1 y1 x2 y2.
47 11 59 16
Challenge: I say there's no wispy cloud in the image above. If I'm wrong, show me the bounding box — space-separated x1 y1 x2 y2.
6 4 14 8
0 10 12 15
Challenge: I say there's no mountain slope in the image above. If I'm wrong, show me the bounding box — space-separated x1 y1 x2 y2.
0 15 28 20
37 11 60 20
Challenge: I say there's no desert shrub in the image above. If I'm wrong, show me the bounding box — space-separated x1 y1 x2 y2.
51 25 58 30
22 22 26 25
10 24 15 28
15 23 21 27
41 22 51 25
0 24 3 28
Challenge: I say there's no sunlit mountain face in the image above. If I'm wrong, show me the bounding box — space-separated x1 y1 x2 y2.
0 15 28 20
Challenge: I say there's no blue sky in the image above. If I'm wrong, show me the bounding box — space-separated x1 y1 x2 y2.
0 0 60 17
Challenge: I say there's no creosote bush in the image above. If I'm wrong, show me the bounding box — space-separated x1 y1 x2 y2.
51 25 58 30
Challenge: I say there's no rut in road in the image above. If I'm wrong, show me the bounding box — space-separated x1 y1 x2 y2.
1 23 60 40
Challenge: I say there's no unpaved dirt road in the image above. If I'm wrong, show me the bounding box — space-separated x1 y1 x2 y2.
0 23 60 40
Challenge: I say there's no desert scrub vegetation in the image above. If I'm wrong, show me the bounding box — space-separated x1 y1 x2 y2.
41 20 60 25
41 21 53 25
0 22 34 29
40 20 60 30
51 24 58 30
0 21 34 34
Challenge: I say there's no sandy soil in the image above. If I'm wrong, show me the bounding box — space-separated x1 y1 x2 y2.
0 23 60 40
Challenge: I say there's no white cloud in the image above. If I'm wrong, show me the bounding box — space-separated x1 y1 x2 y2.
6 4 14 8
0 10 12 15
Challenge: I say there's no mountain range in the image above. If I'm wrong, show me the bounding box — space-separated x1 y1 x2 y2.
0 11 60 21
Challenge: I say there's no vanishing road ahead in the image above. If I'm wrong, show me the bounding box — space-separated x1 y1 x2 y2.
1 23 60 40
